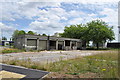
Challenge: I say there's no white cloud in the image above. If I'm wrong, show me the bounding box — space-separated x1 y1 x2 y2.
0 22 16 40
0 2 61 21
68 10 86 18
100 8 118 25
68 18 83 25
99 8 118 42
1 0 119 4
28 20 64 35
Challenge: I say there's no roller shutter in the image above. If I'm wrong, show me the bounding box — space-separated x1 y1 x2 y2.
39 40 47 50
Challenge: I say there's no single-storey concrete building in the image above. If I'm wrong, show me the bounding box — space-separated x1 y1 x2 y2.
14 34 82 50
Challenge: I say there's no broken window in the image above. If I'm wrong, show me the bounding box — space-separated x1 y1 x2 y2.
50 41 56 46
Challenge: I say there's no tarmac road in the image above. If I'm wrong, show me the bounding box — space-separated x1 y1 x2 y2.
0 63 49 80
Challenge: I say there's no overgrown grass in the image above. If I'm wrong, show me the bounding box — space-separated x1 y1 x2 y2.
47 51 118 78
1 48 25 53
2 59 47 71
2 51 119 78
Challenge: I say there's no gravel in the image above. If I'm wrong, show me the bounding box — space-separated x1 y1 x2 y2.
0 50 113 64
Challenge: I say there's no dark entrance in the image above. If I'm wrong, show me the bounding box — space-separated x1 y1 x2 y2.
58 44 63 50
49 40 56 50
65 40 70 46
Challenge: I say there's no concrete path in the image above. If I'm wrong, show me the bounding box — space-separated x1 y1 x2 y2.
0 63 49 80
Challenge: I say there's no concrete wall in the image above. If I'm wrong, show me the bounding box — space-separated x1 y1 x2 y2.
14 34 82 50
14 35 25 49
77 42 82 49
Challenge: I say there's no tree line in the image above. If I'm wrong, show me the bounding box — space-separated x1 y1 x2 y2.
12 30 47 37
12 30 47 40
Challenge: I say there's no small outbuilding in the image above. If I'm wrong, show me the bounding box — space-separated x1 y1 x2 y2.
107 42 120 48
1 40 14 46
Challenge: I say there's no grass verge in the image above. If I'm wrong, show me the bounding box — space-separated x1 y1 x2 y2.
1 48 25 54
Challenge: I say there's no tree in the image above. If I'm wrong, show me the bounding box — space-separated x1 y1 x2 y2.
2 37 7 40
12 30 19 40
38 34 41 36
18 30 26 35
61 20 115 49
42 33 47 36
61 24 89 49
27 31 35 35
87 20 115 49
12 30 26 40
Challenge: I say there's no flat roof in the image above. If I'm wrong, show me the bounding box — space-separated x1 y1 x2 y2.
15 34 81 42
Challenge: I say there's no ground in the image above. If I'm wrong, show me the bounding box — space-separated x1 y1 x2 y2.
0 70 26 79
0 47 119 78
0 50 116 64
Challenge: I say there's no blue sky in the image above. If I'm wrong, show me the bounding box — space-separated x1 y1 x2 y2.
0 0 119 42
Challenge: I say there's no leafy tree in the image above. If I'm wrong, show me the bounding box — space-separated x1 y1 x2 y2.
61 20 115 49
61 24 89 48
61 24 82 38
42 33 47 36
12 30 19 39
38 34 41 36
27 31 35 35
2 37 7 40
12 30 26 40
87 20 115 49
18 30 26 35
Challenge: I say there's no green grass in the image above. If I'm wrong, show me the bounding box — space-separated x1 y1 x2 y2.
1 48 25 53
2 51 119 78
47 51 118 78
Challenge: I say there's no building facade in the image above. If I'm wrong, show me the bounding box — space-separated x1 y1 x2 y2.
14 34 82 50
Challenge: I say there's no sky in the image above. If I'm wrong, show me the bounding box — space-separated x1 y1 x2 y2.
0 0 119 42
